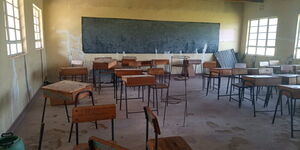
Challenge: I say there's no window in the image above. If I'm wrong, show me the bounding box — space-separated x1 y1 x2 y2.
33 4 43 49
294 15 300 59
3 0 23 56
245 17 278 56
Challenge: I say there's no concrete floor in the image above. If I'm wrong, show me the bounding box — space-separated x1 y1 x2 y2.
14 77 300 150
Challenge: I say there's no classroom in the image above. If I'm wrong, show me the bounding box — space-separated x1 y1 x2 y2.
1 0 300 149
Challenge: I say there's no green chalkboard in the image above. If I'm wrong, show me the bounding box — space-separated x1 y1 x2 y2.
82 17 220 54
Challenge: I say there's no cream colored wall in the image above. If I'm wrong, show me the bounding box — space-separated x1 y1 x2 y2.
0 0 46 133
240 0 300 67
44 0 243 81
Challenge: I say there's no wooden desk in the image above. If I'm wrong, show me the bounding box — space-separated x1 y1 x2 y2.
247 68 273 75
121 75 156 118
59 67 88 82
232 68 248 75
211 68 233 76
185 59 201 77
152 59 169 66
114 69 144 106
273 74 300 84
93 59 117 70
242 75 281 117
140 60 152 67
273 85 300 137
243 75 281 86
207 68 233 99
41 80 93 122
93 59 117 92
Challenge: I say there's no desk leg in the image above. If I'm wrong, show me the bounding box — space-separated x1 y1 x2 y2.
120 82 123 110
147 86 151 107
125 85 128 119
217 76 221 100
251 87 256 117
64 101 70 123
41 97 47 123
38 97 47 150
291 98 294 138
93 68 96 90
272 91 282 124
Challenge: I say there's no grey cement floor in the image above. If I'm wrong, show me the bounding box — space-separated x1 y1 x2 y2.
14 77 300 150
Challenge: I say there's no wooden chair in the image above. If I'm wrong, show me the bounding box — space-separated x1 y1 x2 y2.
122 56 137 66
69 104 116 145
74 136 128 150
147 68 171 115
143 107 192 150
202 61 217 91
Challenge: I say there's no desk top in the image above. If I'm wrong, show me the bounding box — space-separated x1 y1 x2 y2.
93 59 117 69
243 75 282 86
274 74 300 78
42 80 91 94
243 75 276 78
279 85 300 89
122 75 155 86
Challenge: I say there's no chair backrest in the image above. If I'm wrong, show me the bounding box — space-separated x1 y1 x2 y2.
259 61 269 67
144 107 161 150
144 107 161 134
235 63 247 68
72 104 116 123
71 60 84 67
269 60 280 66
88 136 129 150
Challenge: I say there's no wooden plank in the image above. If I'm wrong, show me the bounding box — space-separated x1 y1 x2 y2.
243 75 282 86
122 75 155 86
203 61 217 69
42 80 92 94
211 68 233 76
89 136 129 150
72 104 116 123
147 136 192 150
59 67 88 76
232 68 248 75
147 68 164 75
114 69 143 77
278 85 300 99
152 59 169 65
93 59 117 70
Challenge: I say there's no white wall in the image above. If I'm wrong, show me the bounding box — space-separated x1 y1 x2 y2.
240 0 300 67
0 0 46 133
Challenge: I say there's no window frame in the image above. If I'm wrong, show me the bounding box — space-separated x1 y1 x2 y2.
245 17 278 56
32 4 43 50
3 0 24 56
294 14 300 59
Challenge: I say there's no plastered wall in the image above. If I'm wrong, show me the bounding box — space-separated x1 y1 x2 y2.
0 0 46 133
44 0 244 81
240 0 300 67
